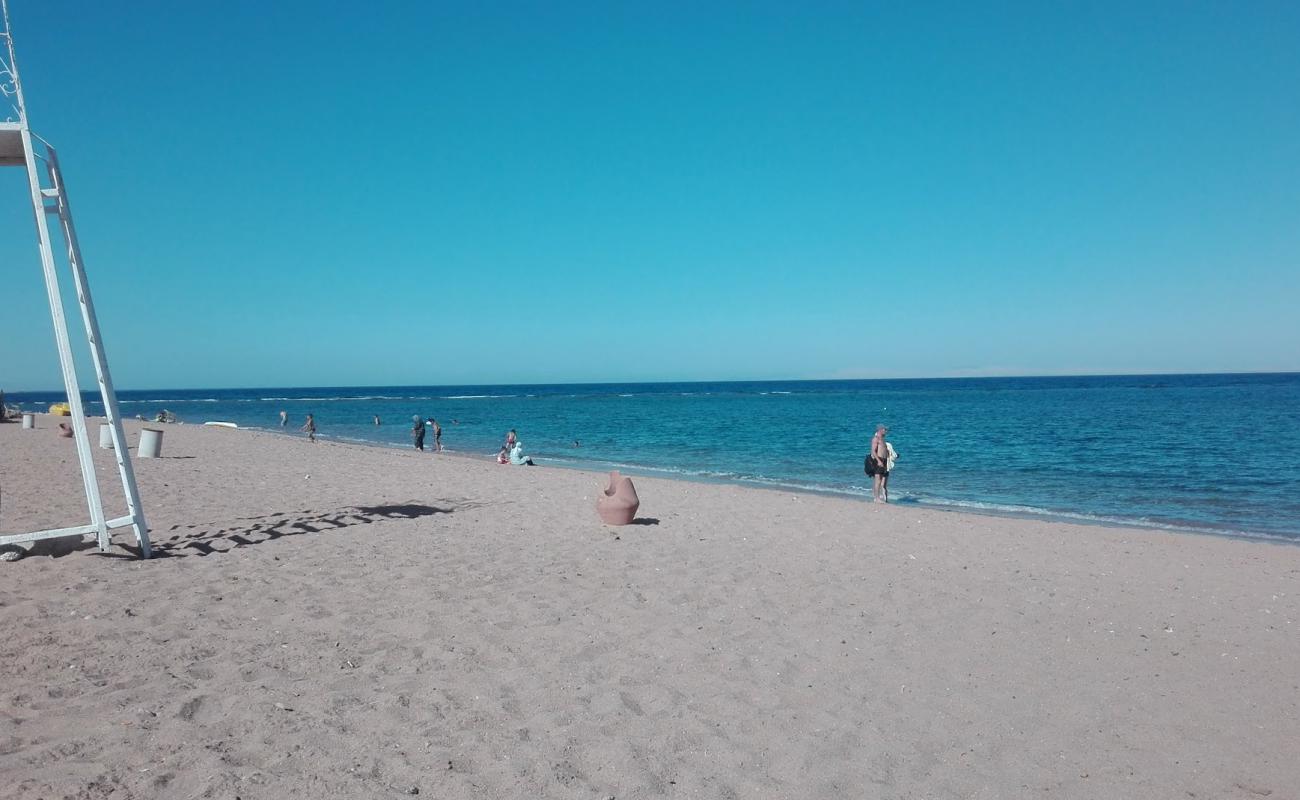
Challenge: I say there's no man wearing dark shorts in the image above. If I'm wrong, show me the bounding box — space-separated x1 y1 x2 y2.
866 424 889 503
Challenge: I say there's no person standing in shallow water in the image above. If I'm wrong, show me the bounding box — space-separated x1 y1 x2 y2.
866 424 889 502
412 416 426 451
279 410 287 427
301 414 316 442
430 419 442 452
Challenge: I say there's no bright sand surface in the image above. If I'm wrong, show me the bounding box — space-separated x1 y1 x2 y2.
1 417 1297 799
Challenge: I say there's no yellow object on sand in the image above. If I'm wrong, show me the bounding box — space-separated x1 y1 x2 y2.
48 402 70 416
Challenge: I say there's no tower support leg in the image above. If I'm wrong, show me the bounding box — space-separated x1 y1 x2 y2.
43 145 151 557
18 128 109 548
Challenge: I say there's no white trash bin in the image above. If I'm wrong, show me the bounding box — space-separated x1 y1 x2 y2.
21 413 35 429
99 423 114 449
138 428 163 458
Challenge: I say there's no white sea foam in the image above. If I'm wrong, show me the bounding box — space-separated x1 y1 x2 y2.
334 435 409 450
541 453 1294 542
905 496 1292 541
255 396 414 402
268 395 411 402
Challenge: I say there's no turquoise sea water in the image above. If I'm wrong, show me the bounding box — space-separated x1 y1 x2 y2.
8 374 1300 541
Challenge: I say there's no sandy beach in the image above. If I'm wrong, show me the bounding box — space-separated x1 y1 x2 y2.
1 416 1297 799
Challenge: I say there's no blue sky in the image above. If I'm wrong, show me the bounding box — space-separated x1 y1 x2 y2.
1 1 1297 390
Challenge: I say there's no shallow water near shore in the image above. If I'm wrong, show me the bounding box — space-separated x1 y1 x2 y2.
9 372 1300 540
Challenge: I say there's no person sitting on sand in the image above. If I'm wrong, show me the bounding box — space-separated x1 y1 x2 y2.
509 442 535 466
302 414 316 442
496 445 510 464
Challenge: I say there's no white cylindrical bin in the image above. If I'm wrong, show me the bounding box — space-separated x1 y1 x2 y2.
138 428 163 458
21 413 35 429
99 423 114 449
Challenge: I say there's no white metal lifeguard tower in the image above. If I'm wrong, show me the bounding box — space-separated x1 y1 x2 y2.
1 0 151 558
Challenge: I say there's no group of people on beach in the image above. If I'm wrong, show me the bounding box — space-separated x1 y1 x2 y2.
278 408 893 501
278 409 443 451
279 410 316 441
412 416 442 452
497 428 535 466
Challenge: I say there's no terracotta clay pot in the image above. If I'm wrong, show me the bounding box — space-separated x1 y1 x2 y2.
596 470 640 525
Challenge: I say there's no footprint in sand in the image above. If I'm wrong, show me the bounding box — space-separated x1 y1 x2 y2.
177 695 208 722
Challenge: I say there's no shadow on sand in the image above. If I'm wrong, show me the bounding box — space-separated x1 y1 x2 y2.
65 502 457 560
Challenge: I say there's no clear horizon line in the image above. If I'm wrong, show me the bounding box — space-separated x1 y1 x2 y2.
6 368 1298 395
